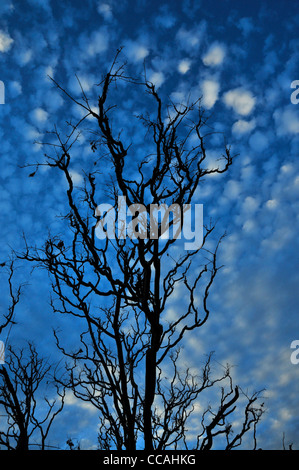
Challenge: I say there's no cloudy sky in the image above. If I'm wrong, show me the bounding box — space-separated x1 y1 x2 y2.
0 0 298 450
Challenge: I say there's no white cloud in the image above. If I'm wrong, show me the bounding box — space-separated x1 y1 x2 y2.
31 107 48 123
124 40 149 63
242 196 260 214
273 107 299 136
97 3 113 20
203 149 225 173
147 70 165 88
170 90 188 107
64 390 97 413
223 88 256 116
202 42 226 67
178 59 191 74
265 199 278 210
86 30 109 56
25 124 42 141
176 28 199 48
69 170 83 185
223 179 242 200
45 65 54 78
201 79 220 109
176 23 206 51
9 81 22 98
242 219 256 233
68 74 95 95
0 30 13 52
15 48 33 66
280 163 293 174
232 119 256 135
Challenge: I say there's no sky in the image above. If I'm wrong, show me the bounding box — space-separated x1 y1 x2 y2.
0 0 298 450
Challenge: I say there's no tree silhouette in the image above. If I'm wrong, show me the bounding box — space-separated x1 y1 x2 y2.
0 260 22 337
20 50 265 450
0 265 65 450
0 343 65 450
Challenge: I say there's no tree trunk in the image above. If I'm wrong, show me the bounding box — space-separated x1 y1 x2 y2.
144 342 157 450
144 238 161 450
2 367 29 451
16 431 29 451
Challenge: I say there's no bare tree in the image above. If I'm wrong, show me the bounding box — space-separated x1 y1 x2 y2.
0 260 22 338
19 50 265 450
0 262 65 450
0 342 65 450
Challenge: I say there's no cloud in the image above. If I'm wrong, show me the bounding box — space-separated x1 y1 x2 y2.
242 218 256 234
31 107 49 124
202 42 226 67
265 199 278 210
237 17 255 37
68 73 96 96
147 70 165 88
0 0 298 451
223 88 256 116
14 48 33 66
223 179 242 200
232 119 256 136
273 107 299 136
155 6 176 29
178 59 191 74
8 81 22 99
97 3 113 20
176 22 206 51
69 170 84 185
242 195 260 214
64 390 97 413
201 79 220 109
85 30 109 56
123 39 149 63
0 30 13 52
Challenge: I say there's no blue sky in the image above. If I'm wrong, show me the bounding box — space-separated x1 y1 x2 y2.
0 0 298 450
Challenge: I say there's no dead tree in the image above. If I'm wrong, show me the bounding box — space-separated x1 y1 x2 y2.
0 262 65 450
0 343 65 450
19 50 265 450
0 260 22 338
